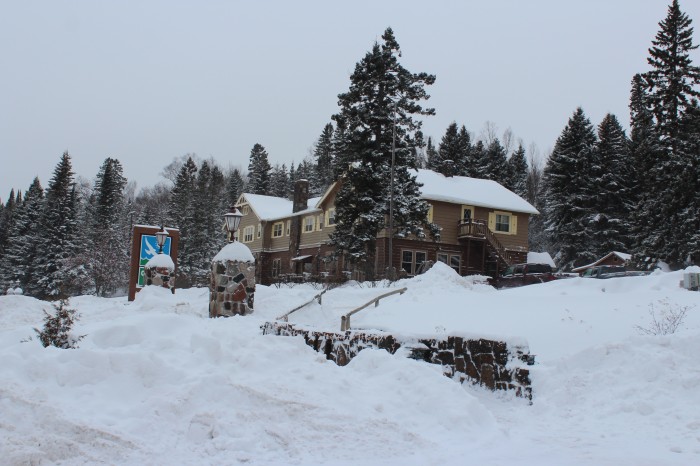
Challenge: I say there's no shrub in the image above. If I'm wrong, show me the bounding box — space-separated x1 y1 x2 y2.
34 300 85 349
635 299 691 336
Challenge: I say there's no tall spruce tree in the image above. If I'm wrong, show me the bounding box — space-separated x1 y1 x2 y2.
313 123 335 194
226 168 245 206
483 138 510 186
435 122 460 174
543 108 598 269
329 28 437 276
269 164 290 198
0 178 44 293
0 190 16 263
508 144 528 197
168 156 198 285
247 144 272 195
589 114 633 256
425 136 439 172
638 0 700 266
34 152 81 299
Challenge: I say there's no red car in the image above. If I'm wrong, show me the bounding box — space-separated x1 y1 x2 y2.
490 263 560 289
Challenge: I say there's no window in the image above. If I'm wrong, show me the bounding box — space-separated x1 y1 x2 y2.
243 226 254 243
495 213 510 232
318 214 323 230
327 208 336 226
272 258 282 278
401 250 427 275
286 220 290 236
272 222 283 238
427 204 434 223
489 211 517 235
257 223 262 238
461 205 474 222
241 205 250 215
304 216 315 233
437 252 461 274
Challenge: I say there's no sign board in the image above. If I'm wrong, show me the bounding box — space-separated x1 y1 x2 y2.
128 225 180 301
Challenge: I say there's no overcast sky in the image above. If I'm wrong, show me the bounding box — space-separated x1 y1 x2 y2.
2 0 700 199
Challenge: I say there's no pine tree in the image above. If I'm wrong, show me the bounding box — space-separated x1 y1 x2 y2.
589 114 633 256
269 164 290 198
34 152 81 299
543 108 598 269
435 122 459 174
0 189 16 263
508 144 528 197
469 140 488 178
87 158 129 296
330 28 437 275
168 156 198 285
425 136 439 171
313 123 335 194
247 143 272 195
455 125 472 176
0 181 44 292
226 168 245 206
638 0 700 266
483 138 510 186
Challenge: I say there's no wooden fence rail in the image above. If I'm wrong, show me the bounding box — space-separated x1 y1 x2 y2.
340 287 407 331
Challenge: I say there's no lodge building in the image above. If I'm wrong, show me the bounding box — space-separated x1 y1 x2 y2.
235 169 539 285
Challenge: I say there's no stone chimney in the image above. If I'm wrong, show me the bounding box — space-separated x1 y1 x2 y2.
293 179 309 213
442 159 455 177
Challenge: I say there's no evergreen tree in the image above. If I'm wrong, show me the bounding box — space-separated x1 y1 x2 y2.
508 144 528 197
34 152 81 299
0 189 16 263
589 114 633 256
226 168 245 206
313 123 335 194
329 28 437 275
88 158 129 296
425 136 439 172
331 119 351 180
247 143 272 195
483 138 510 186
435 122 459 174
638 0 700 266
469 140 488 178
168 156 198 285
455 125 472 176
543 108 598 270
269 164 290 198
1 182 44 292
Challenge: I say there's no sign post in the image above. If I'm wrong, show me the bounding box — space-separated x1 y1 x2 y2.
128 225 180 301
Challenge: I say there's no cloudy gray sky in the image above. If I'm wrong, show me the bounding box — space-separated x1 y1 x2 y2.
2 0 699 199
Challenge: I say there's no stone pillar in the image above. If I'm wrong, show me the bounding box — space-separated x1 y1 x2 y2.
144 253 175 293
209 241 256 318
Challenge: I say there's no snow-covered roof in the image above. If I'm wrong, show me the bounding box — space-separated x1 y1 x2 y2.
238 193 322 221
212 241 255 263
415 169 539 214
571 251 632 273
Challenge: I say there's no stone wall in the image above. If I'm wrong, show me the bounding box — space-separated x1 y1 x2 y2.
261 321 532 399
210 260 256 317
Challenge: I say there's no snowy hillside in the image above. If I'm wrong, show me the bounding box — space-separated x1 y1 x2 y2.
1 265 699 465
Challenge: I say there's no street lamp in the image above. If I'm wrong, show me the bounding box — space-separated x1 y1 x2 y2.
155 226 169 254
388 97 398 281
224 206 243 243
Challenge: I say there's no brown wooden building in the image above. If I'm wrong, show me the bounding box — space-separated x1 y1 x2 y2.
236 169 539 285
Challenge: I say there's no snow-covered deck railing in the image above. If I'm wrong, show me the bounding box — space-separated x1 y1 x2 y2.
340 287 407 331
276 288 328 322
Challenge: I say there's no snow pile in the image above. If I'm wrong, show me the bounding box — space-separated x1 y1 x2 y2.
145 252 175 270
211 241 255 263
1 269 699 464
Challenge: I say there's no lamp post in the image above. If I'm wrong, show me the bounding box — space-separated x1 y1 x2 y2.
155 226 169 254
388 97 398 281
224 206 243 243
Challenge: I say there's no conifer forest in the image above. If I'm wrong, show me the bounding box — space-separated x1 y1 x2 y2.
1 1 699 297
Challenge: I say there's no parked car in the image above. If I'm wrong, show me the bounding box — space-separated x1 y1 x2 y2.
490 263 562 289
580 265 647 279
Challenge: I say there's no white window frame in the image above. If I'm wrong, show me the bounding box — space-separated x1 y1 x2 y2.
243 225 254 243
303 216 315 233
401 249 427 276
495 213 510 233
327 208 336 226
272 222 283 238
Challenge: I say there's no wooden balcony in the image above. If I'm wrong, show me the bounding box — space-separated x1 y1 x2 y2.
457 219 488 239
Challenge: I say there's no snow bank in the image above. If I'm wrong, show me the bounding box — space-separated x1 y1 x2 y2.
1 268 699 464
145 252 175 270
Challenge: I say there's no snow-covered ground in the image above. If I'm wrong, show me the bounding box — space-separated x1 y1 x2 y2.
1 264 699 465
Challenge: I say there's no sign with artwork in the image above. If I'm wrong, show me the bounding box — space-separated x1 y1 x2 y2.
137 234 172 287
128 225 180 301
